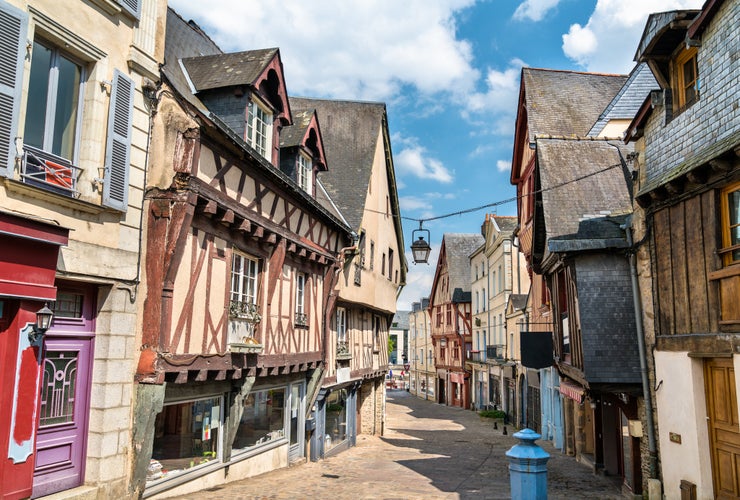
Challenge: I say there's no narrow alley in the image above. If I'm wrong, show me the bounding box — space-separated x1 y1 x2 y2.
169 390 625 499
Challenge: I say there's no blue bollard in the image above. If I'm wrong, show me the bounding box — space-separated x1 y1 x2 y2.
505 428 550 500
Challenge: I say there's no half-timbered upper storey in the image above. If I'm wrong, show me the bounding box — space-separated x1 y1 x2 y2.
137 9 353 384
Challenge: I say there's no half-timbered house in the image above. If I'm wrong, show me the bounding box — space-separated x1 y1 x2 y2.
430 233 483 408
626 1 740 497
289 97 406 459
509 67 627 455
131 10 353 497
0 0 165 498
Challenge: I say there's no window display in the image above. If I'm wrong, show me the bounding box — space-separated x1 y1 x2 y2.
148 397 222 483
234 388 286 451
324 389 348 451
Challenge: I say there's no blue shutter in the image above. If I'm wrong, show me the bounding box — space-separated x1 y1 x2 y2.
116 0 140 19
0 1 27 177
103 69 134 211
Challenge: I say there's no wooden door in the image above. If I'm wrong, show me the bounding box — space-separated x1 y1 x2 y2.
705 357 740 499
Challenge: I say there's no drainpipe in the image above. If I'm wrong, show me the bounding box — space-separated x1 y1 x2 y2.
622 215 657 479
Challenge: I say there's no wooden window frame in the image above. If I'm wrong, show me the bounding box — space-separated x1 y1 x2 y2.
720 182 740 267
673 46 699 114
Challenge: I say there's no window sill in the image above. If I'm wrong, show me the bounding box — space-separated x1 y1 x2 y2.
4 178 106 215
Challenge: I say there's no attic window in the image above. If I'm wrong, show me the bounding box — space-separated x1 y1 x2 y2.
297 152 312 195
246 96 273 161
673 46 699 114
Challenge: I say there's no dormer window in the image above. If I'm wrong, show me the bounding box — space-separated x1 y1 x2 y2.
297 152 312 195
247 96 273 161
673 46 699 113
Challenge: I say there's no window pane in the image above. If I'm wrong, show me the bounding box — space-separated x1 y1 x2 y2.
53 54 81 159
730 189 740 262
24 42 52 150
53 292 84 318
150 397 221 483
234 388 286 451
324 388 348 451
39 351 77 426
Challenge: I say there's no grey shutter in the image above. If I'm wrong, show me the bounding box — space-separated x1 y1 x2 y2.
103 69 134 211
116 0 140 19
0 1 27 177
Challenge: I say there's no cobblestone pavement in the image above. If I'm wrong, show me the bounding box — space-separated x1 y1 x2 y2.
172 390 625 499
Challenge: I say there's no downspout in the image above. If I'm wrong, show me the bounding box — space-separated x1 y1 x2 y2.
608 141 658 479
622 215 658 479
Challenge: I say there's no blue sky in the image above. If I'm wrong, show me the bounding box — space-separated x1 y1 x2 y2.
168 0 703 309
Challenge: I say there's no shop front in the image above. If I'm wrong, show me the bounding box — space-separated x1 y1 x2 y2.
311 383 358 460
0 211 69 499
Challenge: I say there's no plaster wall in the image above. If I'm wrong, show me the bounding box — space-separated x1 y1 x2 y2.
654 350 714 500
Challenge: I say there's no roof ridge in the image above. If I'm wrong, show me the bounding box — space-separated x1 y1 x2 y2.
535 134 624 141
524 67 627 78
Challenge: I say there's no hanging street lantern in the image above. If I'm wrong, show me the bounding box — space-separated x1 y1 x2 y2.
411 222 431 264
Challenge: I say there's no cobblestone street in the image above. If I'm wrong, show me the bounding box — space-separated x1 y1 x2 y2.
170 390 625 499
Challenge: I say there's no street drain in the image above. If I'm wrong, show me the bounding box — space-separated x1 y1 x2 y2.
322 473 341 479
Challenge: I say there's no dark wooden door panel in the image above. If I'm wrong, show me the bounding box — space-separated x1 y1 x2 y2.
705 357 740 499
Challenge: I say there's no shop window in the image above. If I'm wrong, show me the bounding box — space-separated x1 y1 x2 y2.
148 396 223 484
233 388 286 452
324 388 348 451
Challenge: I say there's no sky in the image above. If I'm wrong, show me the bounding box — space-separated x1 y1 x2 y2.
168 0 703 310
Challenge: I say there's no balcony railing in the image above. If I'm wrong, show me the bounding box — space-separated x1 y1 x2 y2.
21 145 80 197
229 300 261 322
487 345 505 360
295 311 308 327
337 340 352 360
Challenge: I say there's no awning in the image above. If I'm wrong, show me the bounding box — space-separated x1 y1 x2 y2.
0 211 69 300
559 379 585 403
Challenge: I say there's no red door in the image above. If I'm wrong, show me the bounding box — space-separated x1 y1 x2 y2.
32 285 95 498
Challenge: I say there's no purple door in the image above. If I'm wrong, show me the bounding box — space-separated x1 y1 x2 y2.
32 284 95 498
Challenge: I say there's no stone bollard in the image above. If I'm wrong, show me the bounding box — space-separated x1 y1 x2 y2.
505 428 550 500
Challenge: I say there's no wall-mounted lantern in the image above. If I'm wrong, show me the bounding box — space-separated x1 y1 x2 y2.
29 303 54 344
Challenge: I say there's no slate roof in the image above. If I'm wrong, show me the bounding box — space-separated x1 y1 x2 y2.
508 294 528 312
289 97 386 231
391 310 410 330
443 233 485 299
493 215 518 234
535 138 633 268
522 68 628 138
163 8 221 112
181 49 278 92
279 108 315 148
587 63 658 137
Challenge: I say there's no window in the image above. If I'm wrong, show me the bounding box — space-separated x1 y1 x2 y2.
336 307 347 342
373 315 381 351
436 307 442 327
498 264 503 292
419 348 423 365
233 388 286 451
381 253 386 276
230 252 258 317
247 97 273 160
492 271 496 294
475 291 479 314
295 273 307 326
482 289 486 311
674 46 699 112
24 40 83 162
297 152 312 194
324 388 348 451
446 304 452 325
388 248 394 280
721 182 740 266
369 241 375 270
149 396 223 484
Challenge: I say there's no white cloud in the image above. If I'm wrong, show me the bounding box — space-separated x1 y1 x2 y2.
465 58 526 136
169 0 479 102
496 160 512 173
396 144 454 183
513 0 561 22
562 0 705 73
400 196 433 213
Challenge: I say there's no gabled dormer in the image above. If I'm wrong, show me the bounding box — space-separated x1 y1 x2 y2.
180 48 292 165
634 9 701 119
279 108 328 196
